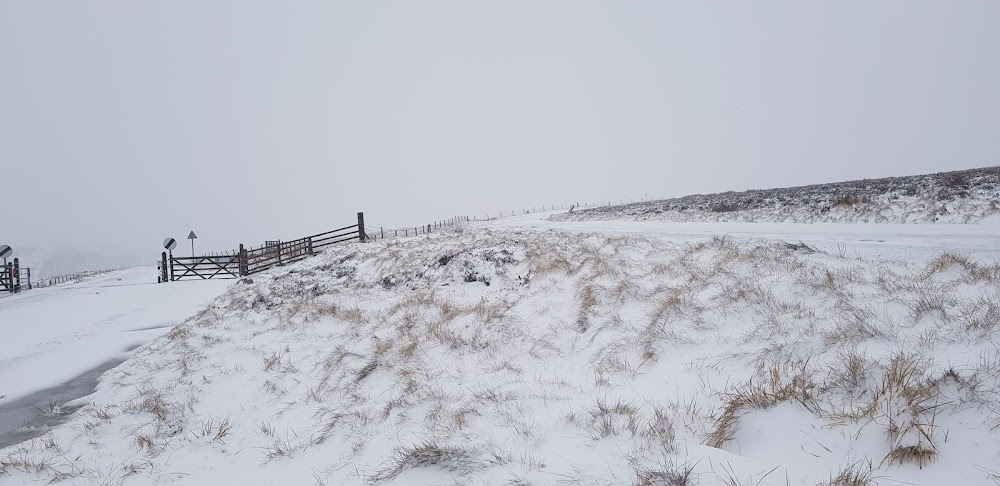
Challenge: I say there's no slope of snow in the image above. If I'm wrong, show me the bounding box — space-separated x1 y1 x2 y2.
2 223 999 485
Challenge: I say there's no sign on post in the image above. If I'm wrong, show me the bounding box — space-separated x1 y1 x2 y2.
188 231 198 257
0 245 11 260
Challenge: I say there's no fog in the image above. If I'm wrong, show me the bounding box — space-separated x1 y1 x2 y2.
2 1 998 261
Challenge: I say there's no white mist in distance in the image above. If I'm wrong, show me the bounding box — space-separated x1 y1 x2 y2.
1 1 998 259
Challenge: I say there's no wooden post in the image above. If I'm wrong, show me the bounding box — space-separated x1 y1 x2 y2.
161 252 168 283
357 212 366 242
307 237 314 256
13 258 20 292
381 227 384 239
239 244 248 276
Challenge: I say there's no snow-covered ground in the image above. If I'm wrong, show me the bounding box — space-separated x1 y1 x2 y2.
2 216 1000 485
0 268 231 448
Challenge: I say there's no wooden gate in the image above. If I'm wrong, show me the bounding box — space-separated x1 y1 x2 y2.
1 258 29 292
0 264 10 292
168 255 242 281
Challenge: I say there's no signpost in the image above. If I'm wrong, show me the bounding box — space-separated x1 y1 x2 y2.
162 238 177 283
0 244 11 266
188 231 198 257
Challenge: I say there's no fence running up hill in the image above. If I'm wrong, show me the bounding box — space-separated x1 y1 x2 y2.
159 213 366 282
157 202 651 282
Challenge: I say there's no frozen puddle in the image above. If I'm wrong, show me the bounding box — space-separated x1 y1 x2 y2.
0 358 124 449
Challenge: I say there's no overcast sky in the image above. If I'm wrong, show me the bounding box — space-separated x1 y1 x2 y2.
2 1 998 256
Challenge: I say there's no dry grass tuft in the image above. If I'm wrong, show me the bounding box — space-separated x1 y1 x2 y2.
706 362 816 448
635 461 695 486
370 442 477 482
819 461 874 485
200 416 234 443
883 444 936 468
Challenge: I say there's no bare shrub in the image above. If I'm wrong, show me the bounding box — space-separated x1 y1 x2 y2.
710 203 741 213
834 195 872 206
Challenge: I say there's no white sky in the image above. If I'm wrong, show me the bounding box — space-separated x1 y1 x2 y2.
2 1 998 256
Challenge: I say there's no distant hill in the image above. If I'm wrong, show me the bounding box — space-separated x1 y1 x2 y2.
553 166 1000 224
3 246 145 281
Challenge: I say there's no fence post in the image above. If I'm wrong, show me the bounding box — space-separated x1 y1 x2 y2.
381 227 384 239
160 252 168 283
239 244 248 276
13 258 20 293
307 237 314 256
357 212 366 242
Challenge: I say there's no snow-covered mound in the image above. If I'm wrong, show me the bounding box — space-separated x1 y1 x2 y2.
2 227 1000 485
554 166 1000 224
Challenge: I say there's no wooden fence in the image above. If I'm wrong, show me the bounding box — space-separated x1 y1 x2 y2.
1 258 30 293
160 213 365 282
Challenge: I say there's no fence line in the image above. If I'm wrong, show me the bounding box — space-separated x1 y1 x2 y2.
160 213 365 282
156 198 661 282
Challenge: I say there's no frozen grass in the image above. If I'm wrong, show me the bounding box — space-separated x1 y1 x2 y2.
3 227 1000 484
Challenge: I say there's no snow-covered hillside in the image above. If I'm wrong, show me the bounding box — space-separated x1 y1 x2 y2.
3 219 999 485
553 166 1000 224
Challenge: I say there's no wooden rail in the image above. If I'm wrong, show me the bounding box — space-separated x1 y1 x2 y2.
160 213 365 282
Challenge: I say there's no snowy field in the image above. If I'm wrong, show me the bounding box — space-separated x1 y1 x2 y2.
2 214 1000 485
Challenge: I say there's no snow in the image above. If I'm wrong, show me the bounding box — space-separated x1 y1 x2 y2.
499 210 1000 251
2 213 1000 485
0 267 231 404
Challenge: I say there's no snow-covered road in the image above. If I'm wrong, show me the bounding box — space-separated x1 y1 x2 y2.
0 267 231 404
491 209 1000 252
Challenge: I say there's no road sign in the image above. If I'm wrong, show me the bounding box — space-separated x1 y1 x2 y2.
0 245 11 259
163 238 177 250
188 231 198 257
